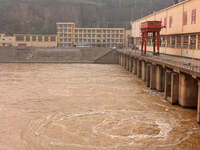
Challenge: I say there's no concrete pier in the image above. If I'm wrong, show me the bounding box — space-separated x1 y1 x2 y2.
150 64 156 90
119 54 122 66
164 71 171 100
133 59 137 75
137 60 142 78
121 54 124 67
146 64 151 87
132 59 135 74
126 55 129 71
155 65 164 92
169 73 179 105
128 57 133 72
141 61 146 81
123 54 126 69
179 73 198 108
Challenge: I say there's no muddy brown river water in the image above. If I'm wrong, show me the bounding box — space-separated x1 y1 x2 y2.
0 63 199 150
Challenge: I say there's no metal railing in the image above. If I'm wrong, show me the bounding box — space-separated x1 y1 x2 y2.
118 48 200 74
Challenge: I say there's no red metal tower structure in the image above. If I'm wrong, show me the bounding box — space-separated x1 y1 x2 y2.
140 21 163 55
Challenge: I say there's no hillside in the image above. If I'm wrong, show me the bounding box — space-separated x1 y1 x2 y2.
0 0 175 34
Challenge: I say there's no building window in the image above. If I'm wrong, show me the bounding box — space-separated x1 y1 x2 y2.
198 34 200 49
164 17 167 27
58 29 62 32
44 36 49 42
190 34 196 49
183 11 187 26
51 36 56 42
177 35 181 48
38 36 43 42
32 36 36 41
147 37 151 46
183 35 189 49
26 36 30 42
191 9 196 24
167 36 170 47
16 35 24 41
169 16 173 28
171 36 175 48
160 36 165 47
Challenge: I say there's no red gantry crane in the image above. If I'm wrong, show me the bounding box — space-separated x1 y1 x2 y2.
140 21 164 55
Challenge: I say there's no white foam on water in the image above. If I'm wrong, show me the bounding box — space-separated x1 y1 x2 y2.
22 109 192 150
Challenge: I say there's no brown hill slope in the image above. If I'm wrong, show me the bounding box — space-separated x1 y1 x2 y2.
0 0 174 34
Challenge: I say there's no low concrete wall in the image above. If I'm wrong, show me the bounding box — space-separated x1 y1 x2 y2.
95 50 119 64
0 47 119 64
